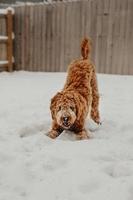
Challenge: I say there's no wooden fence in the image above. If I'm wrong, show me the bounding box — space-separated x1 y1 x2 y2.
0 0 133 74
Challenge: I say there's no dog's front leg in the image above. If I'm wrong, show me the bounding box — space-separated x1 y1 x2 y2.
76 129 89 140
48 121 64 139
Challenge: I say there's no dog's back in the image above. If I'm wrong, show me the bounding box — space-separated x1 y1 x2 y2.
63 38 93 95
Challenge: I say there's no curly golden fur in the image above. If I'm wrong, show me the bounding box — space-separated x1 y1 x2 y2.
48 38 100 140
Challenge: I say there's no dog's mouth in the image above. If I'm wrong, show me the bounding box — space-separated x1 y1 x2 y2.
62 123 71 129
60 121 72 129
60 116 71 129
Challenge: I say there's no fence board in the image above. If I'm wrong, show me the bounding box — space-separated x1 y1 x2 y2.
29 5 34 70
55 2 60 72
106 0 114 74
128 0 133 75
41 3 47 71
0 17 7 62
60 1 65 71
14 6 21 70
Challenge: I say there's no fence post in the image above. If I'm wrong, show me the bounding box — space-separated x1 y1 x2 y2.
6 8 13 72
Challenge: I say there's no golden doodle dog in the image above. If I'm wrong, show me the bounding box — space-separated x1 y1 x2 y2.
48 38 101 140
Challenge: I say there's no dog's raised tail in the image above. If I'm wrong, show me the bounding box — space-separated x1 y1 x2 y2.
81 38 91 59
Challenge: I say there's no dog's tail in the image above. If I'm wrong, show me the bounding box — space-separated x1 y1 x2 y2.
81 38 91 59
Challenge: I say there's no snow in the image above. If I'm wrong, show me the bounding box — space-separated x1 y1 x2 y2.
0 36 8 40
0 9 7 15
0 34 14 41
0 61 8 65
0 7 14 15
0 71 133 200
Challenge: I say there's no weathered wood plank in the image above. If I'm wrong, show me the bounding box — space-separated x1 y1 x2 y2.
42 3 47 71
14 6 21 70
106 0 115 74
45 3 52 72
6 9 13 72
59 1 65 72
55 2 61 72
28 4 34 71
20 5 25 70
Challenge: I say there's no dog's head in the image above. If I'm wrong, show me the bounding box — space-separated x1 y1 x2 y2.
50 92 77 129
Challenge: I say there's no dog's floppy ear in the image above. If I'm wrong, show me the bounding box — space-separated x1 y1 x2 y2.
50 92 62 119
73 95 85 121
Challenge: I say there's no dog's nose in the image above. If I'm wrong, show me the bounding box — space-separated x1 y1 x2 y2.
63 117 69 123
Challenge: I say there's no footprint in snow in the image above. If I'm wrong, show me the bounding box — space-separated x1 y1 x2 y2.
42 156 68 172
19 123 50 138
104 162 133 178
79 179 100 194
120 124 133 133
128 186 133 200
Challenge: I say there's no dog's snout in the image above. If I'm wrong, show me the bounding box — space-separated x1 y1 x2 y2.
63 117 69 122
62 116 70 127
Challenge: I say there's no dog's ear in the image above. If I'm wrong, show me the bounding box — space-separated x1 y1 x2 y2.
50 92 62 119
74 95 85 121
75 101 82 120
71 94 81 120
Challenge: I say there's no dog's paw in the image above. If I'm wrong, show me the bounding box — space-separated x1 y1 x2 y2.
93 118 102 125
87 119 102 132
76 130 90 140
47 130 59 139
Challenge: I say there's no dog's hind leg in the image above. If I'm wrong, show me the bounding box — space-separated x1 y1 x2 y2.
90 68 101 124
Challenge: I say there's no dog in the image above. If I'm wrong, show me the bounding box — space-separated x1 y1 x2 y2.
48 38 100 140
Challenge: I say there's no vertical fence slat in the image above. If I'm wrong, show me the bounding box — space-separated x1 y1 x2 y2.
60 1 65 72
29 5 33 71
58 2 64 72
51 2 56 72
64 1 70 71
21 5 25 70
42 3 46 71
39 3 43 71
6 10 13 72
34 5 39 71
123 0 130 75
111 0 119 74
55 2 60 72
128 0 133 75
38 4 42 71
33 4 37 71
119 0 126 75
45 3 52 72
101 0 109 74
111 0 118 74
14 6 19 70
95 0 103 73
0 15 7 65
106 0 115 74
25 4 29 70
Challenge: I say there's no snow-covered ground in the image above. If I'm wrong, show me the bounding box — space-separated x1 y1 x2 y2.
0 71 133 200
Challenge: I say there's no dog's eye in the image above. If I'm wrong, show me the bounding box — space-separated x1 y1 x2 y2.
70 106 74 111
58 106 61 111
